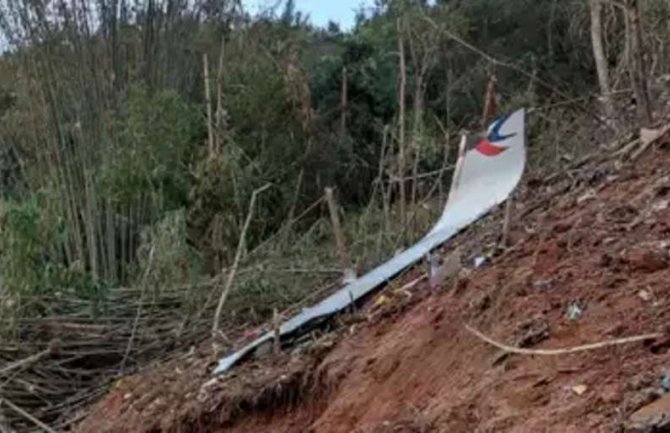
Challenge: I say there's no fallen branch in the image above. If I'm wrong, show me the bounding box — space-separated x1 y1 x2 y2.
0 350 49 377
0 398 57 433
632 123 670 160
400 273 427 292
465 324 662 356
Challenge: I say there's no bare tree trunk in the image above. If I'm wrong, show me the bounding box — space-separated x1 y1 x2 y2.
590 0 616 125
397 18 407 229
624 0 653 126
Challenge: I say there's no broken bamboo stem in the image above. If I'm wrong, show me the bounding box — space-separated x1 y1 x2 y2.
0 350 49 377
212 183 272 335
272 309 280 356
325 187 355 282
203 53 214 156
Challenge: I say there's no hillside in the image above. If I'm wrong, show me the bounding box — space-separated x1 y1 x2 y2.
75 126 670 433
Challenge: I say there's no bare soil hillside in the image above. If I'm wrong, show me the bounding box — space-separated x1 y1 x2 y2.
77 130 670 433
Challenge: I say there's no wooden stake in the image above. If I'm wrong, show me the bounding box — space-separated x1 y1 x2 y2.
272 308 281 356
324 187 354 282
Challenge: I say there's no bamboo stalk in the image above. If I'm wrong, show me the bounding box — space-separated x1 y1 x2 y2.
397 18 407 229
0 351 49 377
272 308 280 356
216 37 226 152
379 125 391 235
324 187 354 282
105 199 117 283
203 53 214 156
84 170 100 280
212 184 272 335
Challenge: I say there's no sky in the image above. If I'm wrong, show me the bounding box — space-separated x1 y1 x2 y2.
244 0 376 31
0 1 375 52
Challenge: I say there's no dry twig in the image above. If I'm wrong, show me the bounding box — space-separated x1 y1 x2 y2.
465 324 662 356
0 350 49 377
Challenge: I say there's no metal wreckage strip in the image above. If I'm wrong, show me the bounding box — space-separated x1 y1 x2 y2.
214 109 527 375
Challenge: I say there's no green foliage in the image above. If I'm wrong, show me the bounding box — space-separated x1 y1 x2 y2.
0 194 105 316
137 209 202 288
101 86 203 211
0 196 52 297
0 0 668 338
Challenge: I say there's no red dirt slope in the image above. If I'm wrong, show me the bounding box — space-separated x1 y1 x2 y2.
78 136 670 433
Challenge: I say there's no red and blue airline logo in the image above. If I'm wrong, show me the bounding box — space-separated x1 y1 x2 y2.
475 114 517 157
